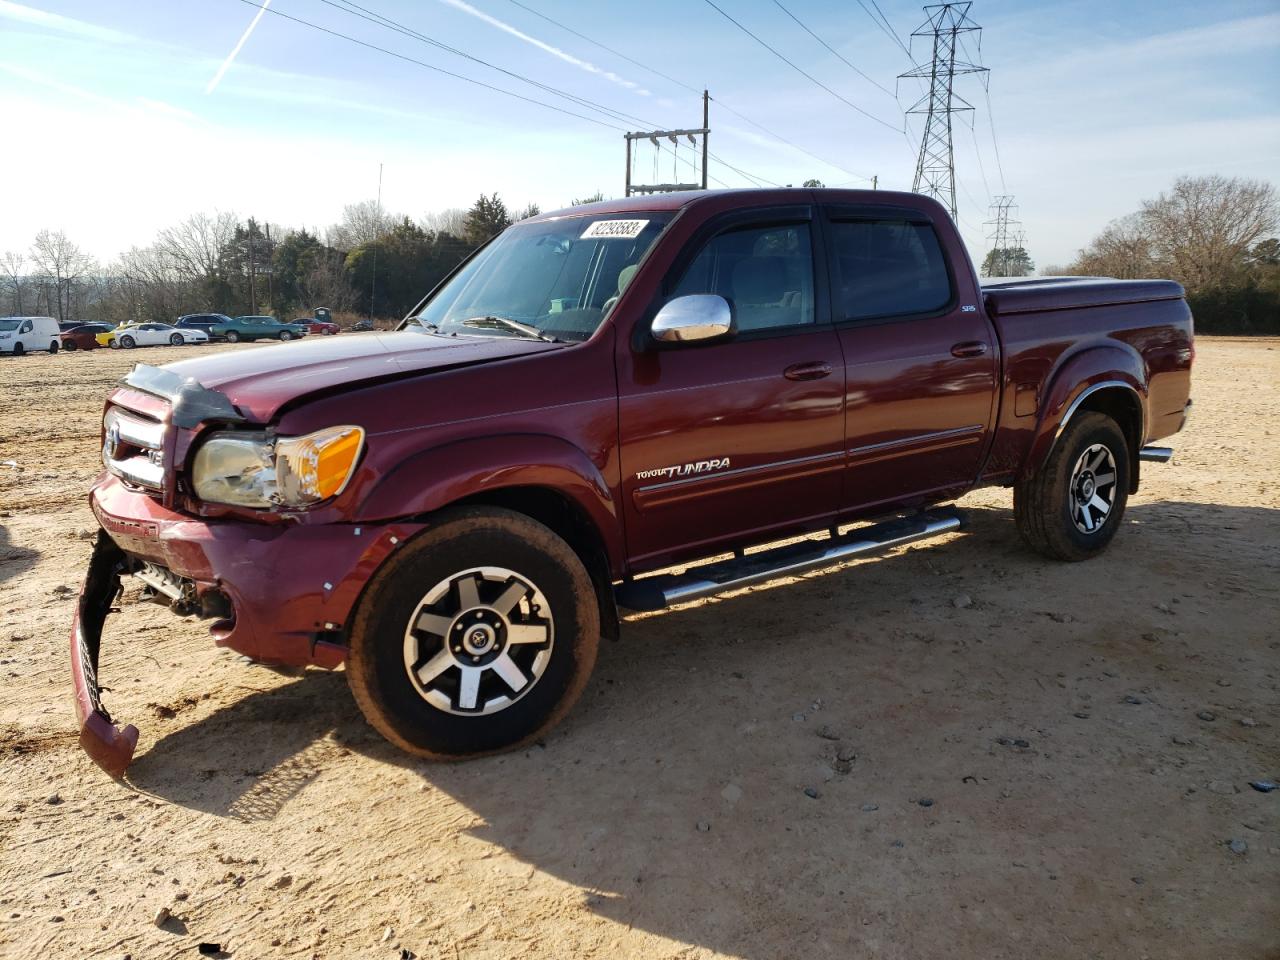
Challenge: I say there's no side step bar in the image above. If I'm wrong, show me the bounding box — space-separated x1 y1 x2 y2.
1138 446 1173 463
615 508 967 612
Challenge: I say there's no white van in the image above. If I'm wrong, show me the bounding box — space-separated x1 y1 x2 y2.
0 316 61 355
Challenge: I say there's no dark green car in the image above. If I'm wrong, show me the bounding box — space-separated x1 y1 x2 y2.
212 315 310 343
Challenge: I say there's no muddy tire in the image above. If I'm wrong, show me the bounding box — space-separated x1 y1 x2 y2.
346 507 600 760
1015 411 1130 561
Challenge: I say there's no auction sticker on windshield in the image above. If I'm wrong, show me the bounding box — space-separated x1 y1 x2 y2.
580 220 649 240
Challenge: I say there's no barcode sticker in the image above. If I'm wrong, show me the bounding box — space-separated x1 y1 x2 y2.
580 219 649 240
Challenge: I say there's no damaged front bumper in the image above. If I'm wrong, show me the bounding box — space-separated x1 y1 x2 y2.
72 475 423 778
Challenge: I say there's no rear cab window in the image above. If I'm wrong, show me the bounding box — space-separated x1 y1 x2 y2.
826 213 953 322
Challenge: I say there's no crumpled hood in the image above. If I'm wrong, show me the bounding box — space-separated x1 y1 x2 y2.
159 331 563 422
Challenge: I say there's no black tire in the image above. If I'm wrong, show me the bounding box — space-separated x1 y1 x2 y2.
12 342 23 356
1014 411 1130 561
170 333 183 345
278 330 293 341
49 340 59 354
64 339 77 351
120 335 136 349
346 506 600 760
225 330 240 343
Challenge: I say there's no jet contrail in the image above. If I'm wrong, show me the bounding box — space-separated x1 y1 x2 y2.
437 0 649 95
206 0 272 94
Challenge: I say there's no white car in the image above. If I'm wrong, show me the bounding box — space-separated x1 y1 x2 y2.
110 322 209 349
0 316 61 355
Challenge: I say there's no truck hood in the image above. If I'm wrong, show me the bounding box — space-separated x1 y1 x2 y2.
158 331 564 422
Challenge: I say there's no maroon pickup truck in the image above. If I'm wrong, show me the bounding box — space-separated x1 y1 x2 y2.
73 189 1193 775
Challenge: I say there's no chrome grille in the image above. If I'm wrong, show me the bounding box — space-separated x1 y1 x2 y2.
103 406 167 491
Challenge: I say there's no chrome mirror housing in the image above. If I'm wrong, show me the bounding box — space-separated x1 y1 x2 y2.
651 294 734 344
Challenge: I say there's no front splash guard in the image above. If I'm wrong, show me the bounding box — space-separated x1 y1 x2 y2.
70 532 137 778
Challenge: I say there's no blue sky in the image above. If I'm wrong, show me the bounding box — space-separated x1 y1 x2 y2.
2 0 1277 268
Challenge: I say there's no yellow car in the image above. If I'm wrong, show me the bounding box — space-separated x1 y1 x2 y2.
97 323 137 347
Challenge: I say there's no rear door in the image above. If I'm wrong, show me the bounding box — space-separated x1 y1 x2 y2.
823 204 998 514
617 206 847 568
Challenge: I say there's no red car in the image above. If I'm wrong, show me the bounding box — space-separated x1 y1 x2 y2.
59 323 114 350
73 188 1193 776
295 318 340 335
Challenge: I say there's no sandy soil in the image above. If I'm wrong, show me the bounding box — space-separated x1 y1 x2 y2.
0 338 1276 960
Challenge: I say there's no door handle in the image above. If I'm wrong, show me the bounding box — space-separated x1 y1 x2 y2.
783 361 833 381
950 341 988 358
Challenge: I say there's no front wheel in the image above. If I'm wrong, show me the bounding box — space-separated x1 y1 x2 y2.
279 331 294 341
170 333 184 345
12 342 24 356
346 507 600 760
1014 411 1130 561
64 339 77 351
225 330 240 343
119 335 136 349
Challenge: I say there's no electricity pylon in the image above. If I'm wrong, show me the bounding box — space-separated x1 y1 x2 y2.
983 194 1021 276
900 3 988 220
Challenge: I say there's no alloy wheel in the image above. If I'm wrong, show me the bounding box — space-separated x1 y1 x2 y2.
1070 443 1118 534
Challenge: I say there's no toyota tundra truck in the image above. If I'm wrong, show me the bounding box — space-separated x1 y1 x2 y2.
73 189 1193 776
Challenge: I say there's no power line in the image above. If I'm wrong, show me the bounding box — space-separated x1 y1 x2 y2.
700 0 903 133
857 0 914 62
767 0 896 97
225 0 627 130
502 0 875 182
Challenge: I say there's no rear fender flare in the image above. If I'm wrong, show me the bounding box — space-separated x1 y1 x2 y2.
1021 346 1147 482
355 434 623 572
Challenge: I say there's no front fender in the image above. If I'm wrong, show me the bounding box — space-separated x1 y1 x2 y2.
1020 345 1147 480
354 433 623 570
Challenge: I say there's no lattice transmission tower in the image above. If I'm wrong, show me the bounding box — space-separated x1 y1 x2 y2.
983 194 1022 276
900 3 988 220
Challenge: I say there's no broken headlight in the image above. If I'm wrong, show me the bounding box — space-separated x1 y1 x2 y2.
192 425 365 508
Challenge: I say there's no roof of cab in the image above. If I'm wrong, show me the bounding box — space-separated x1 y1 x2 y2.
531 187 939 222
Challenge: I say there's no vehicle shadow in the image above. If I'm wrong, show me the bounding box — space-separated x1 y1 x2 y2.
127 498 1280 957
0 522 39 585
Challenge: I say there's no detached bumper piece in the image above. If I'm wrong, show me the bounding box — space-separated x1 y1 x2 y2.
71 533 137 778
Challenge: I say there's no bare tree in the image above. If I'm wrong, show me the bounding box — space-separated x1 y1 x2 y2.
155 211 238 283
329 200 395 250
1 251 27 315
29 230 95 321
1139 176 1279 291
1069 213 1155 280
420 207 468 237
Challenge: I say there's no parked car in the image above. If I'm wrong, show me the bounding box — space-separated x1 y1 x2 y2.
175 314 234 338
0 316 61 355
72 188 1193 777
96 322 140 347
294 317 341 335
351 318 374 332
211 315 309 343
109 322 209 349
60 323 115 350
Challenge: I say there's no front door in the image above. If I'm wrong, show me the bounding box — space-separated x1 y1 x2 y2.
823 204 998 514
617 211 847 569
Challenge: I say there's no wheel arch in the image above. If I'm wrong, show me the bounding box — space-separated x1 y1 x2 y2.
1021 347 1147 492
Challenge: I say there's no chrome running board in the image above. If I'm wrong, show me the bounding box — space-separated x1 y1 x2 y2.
615 508 966 612
1138 446 1173 463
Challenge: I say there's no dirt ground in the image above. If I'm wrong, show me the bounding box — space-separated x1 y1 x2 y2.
0 337 1276 960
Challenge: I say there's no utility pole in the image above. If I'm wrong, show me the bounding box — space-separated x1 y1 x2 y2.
900 3 988 220
248 217 257 314
624 92 710 196
983 195 1022 276
265 222 274 313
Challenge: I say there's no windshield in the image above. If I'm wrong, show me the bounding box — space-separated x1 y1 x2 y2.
412 213 672 343
0 319 20 331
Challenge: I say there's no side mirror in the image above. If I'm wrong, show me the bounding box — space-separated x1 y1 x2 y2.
651 294 734 344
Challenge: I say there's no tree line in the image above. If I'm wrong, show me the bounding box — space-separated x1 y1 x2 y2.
0 193 556 326
1047 175 1279 334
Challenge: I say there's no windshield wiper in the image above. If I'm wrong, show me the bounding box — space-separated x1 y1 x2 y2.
405 316 440 332
459 315 559 343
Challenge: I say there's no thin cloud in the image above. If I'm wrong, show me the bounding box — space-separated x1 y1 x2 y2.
437 0 650 96
0 0 135 44
205 0 273 95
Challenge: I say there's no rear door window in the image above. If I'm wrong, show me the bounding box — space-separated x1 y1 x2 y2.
828 218 952 322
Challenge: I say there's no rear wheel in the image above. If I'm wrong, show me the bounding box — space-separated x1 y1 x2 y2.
346 507 600 760
170 333 184 345
48 339 59 354
120 335 136 349
1014 411 1130 561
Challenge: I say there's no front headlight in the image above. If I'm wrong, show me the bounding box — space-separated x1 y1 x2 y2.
192 425 365 508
